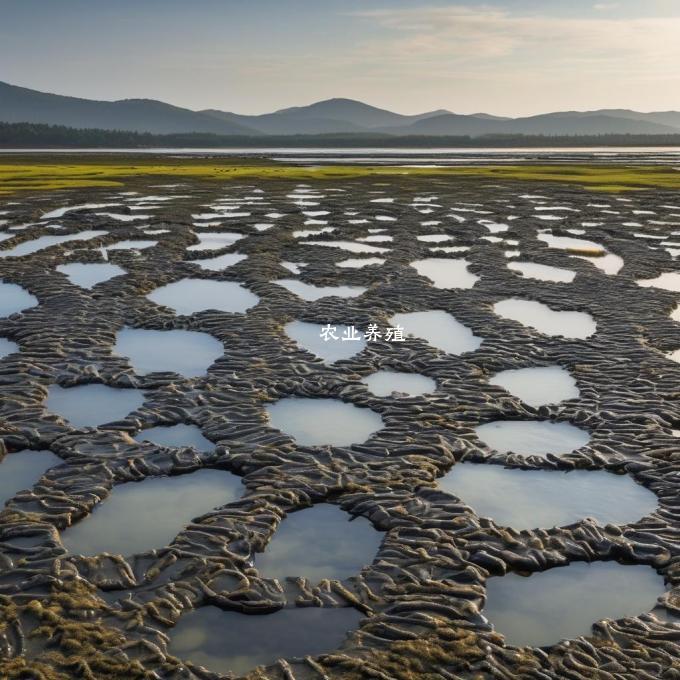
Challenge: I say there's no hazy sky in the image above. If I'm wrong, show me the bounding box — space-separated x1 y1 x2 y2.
2 0 679 116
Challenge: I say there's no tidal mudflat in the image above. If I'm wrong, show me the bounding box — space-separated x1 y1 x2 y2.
0 157 678 679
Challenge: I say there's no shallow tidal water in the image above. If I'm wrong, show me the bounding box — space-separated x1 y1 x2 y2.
508 261 576 283
189 252 247 271
266 397 384 446
114 327 224 377
484 561 663 647
255 503 382 581
362 370 436 397
0 450 62 506
56 262 126 288
410 257 479 289
147 278 259 315
440 463 657 530
61 469 242 555
0 230 108 258
489 366 579 406
475 420 590 456
0 336 19 358
275 278 366 300
494 298 597 338
0 281 38 317
285 320 366 363
390 310 482 354
46 384 145 428
134 423 214 451
636 271 680 292
187 231 244 251
168 606 363 676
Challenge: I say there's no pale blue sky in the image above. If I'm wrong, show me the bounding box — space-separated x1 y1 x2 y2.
1 0 679 115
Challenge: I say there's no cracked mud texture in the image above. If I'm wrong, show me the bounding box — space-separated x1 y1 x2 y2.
0 169 679 679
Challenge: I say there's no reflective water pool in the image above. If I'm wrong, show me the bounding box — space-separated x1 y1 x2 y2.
574 251 625 276
417 234 453 243
636 272 680 292
410 258 479 289
304 240 390 254
0 281 38 317
275 279 367 300
336 257 385 268
0 230 108 258
256 503 382 581
134 424 214 451
439 463 657 530
189 252 247 271
489 366 579 407
266 398 384 447
46 384 145 428
484 562 663 648
362 371 436 397
508 261 575 283
493 299 597 338
147 279 259 315
57 263 126 289
42 203 118 219
61 469 242 555
0 337 18 358
1 450 62 506
475 420 590 457
285 321 366 363
114 328 224 377
537 233 605 255
537 233 623 275
187 232 244 251
105 239 157 251
390 310 483 354
168 606 363 676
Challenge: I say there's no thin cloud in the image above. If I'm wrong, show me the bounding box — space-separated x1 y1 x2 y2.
350 5 680 75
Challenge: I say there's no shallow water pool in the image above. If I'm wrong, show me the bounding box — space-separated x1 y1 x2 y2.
134 423 213 451
285 321 366 363
362 371 436 397
440 463 657 530
46 384 145 428
266 397 383 447
61 469 242 555
168 606 363 676
57 263 125 289
410 258 479 289
484 561 663 647
390 310 482 354
494 298 596 338
147 278 259 315
489 366 579 407
475 420 590 457
114 327 223 377
256 503 382 581
1 450 62 506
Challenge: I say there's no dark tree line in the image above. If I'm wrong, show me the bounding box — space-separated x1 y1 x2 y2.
2 121 680 148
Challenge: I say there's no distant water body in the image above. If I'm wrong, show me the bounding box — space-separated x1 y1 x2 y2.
2 147 680 166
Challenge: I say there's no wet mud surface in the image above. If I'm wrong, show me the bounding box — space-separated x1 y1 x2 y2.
0 174 679 678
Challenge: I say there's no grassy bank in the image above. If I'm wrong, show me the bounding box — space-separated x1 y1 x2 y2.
1 157 680 194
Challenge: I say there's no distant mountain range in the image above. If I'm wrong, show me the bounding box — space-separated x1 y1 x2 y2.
2 80 680 138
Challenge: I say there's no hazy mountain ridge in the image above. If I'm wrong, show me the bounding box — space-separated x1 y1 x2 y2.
2 81 680 137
